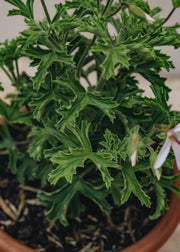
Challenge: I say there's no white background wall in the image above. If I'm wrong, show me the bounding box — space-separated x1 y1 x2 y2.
0 0 179 76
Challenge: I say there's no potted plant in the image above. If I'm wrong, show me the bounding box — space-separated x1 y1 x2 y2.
0 0 180 251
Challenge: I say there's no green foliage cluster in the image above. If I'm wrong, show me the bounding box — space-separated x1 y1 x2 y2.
0 0 180 226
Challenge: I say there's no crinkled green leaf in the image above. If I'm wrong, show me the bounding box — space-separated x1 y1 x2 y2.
49 122 118 187
99 129 128 162
159 175 180 195
56 92 118 130
91 43 130 80
89 152 118 189
28 126 60 161
49 148 87 184
4 0 34 19
121 166 151 207
38 177 111 226
149 183 167 220
29 92 55 121
53 74 86 97
31 51 74 90
111 173 124 205
78 17 111 42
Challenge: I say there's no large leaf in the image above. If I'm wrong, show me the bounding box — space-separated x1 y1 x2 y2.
4 0 34 19
121 165 151 207
56 92 118 130
28 126 60 161
49 122 118 187
31 51 74 90
38 177 111 226
49 148 88 184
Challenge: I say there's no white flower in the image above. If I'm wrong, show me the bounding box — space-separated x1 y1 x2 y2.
154 123 180 171
145 13 155 24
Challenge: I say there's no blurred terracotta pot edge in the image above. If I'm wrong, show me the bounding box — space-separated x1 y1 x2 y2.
0 162 180 252
119 161 180 252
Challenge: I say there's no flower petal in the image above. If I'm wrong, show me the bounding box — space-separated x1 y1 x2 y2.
172 141 180 171
131 150 137 167
145 13 155 24
173 123 180 133
154 137 171 169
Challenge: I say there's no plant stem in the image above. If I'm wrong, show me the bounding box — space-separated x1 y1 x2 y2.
15 59 20 81
11 70 18 82
154 7 176 32
1 66 14 82
162 8 176 26
102 0 113 16
80 163 95 179
48 36 63 51
106 2 128 18
97 0 100 12
96 73 105 91
40 0 51 25
76 35 97 79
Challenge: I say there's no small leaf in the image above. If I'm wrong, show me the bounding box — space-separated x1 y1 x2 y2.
49 148 87 184
149 183 167 220
4 0 34 18
31 51 74 90
91 43 130 79
28 126 59 161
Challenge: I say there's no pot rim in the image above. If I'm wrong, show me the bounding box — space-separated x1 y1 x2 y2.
118 161 180 252
0 162 180 252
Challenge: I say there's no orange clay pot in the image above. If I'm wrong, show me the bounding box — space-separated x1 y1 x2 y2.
0 162 180 252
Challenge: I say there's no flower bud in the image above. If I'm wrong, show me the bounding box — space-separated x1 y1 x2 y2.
150 150 161 180
128 126 139 167
129 4 155 24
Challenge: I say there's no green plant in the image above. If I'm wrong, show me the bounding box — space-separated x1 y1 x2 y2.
0 0 180 228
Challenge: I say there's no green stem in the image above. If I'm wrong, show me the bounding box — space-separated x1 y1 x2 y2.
102 0 113 16
1 66 14 82
48 36 63 51
11 70 18 82
80 163 95 179
162 7 176 26
96 73 105 91
97 0 100 12
154 7 176 32
15 59 20 81
106 2 128 18
76 35 97 79
40 0 51 25
15 140 30 145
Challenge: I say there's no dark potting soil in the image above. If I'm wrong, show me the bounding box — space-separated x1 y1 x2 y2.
0 154 158 252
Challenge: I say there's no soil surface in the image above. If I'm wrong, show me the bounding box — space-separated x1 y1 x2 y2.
0 154 158 252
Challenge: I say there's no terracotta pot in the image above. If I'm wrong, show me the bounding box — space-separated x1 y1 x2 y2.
0 162 180 252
